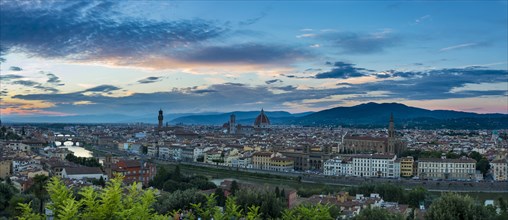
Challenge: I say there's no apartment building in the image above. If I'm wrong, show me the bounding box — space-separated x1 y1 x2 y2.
417 156 476 180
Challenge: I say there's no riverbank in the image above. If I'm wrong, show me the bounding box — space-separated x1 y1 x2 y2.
155 161 508 201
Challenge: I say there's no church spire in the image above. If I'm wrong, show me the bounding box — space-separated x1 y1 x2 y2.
388 112 395 138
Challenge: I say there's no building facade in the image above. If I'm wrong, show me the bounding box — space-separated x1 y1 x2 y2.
491 158 508 181
0 158 12 179
342 114 406 155
400 156 415 177
323 157 353 176
270 157 294 172
352 154 399 178
417 157 476 180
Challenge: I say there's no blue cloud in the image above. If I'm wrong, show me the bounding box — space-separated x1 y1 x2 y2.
0 1 227 61
138 76 162 84
265 79 283 84
180 43 312 64
315 61 372 79
9 66 22 71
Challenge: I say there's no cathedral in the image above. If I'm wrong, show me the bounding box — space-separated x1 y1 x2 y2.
223 109 271 135
341 113 406 155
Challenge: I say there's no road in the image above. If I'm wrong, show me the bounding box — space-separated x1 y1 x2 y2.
154 159 508 192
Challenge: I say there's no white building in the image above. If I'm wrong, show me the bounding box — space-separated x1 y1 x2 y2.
147 145 159 158
323 157 353 176
417 156 476 180
159 147 171 160
352 154 399 178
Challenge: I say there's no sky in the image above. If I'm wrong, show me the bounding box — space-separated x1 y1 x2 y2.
1 0 507 118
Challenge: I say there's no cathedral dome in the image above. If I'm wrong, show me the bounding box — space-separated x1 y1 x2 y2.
254 109 270 128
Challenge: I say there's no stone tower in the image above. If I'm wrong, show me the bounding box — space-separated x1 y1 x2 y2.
158 109 164 129
229 113 236 134
388 112 395 138
104 153 113 179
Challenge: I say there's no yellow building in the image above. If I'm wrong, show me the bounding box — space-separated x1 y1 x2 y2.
400 156 415 177
0 158 12 179
252 152 272 170
270 157 294 172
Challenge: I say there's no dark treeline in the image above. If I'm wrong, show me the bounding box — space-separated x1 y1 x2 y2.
149 165 217 193
65 154 101 167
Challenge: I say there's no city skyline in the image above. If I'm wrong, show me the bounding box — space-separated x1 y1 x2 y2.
1 1 507 118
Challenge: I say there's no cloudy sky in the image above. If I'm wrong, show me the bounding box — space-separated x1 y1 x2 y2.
1 1 507 118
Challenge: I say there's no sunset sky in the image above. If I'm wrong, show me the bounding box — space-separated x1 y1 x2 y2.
1 1 507 118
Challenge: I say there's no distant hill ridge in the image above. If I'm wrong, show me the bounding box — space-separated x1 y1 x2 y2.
171 102 507 129
2 102 507 129
292 102 507 129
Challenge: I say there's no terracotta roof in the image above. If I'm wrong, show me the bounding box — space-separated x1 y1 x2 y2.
65 167 103 175
351 154 396 159
345 136 387 142
254 109 270 126
117 160 141 168
419 157 476 163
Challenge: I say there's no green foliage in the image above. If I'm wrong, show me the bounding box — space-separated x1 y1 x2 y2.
246 205 262 220
214 188 226 207
150 165 216 193
0 182 18 211
28 175 49 213
425 193 495 220
65 154 101 167
235 189 285 219
191 193 220 220
18 175 167 220
282 203 333 220
353 207 404 220
0 126 22 140
297 184 339 197
230 180 239 196
348 184 428 208
6 194 35 218
477 158 490 177
91 176 106 187
224 197 243 219
406 187 427 208
469 151 482 162
153 189 206 214
17 202 44 220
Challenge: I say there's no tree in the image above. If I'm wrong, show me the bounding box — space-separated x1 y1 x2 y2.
214 188 226 207
230 180 239 196
154 189 206 214
354 207 404 220
18 175 168 220
275 186 280 198
477 158 490 176
469 151 482 162
172 165 181 182
282 203 332 220
406 187 427 208
426 193 495 220
28 175 49 214
98 176 106 188
280 188 286 199
499 197 507 213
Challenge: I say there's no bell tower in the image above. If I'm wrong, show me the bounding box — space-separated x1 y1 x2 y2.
229 113 236 134
388 112 395 139
158 109 163 129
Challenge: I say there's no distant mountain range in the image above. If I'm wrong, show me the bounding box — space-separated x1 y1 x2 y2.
2 102 507 129
291 102 507 129
169 102 507 129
